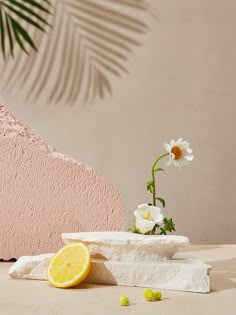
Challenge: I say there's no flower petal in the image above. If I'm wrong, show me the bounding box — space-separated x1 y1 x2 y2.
149 206 161 221
185 155 194 161
134 209 143 220
176 138 183 144
135 218 156 234
163 138 193 167
149 206 161 214
137 204 149 211
134 209 151 220
170 139 175 146
155 213 164 224
180 141 188 148
173 160 180 167
163 143 171 152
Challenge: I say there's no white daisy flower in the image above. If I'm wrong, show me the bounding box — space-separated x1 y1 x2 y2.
134 204 164 234
163 138 194 167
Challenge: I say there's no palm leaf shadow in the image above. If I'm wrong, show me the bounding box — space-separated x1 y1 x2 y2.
1 0 149 105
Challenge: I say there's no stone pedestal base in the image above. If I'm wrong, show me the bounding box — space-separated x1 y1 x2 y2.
86 259 211 293
9 255 211 293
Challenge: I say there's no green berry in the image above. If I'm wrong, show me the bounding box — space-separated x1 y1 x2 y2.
120 296 129 306
144 288 152 296
144 288 154 301
153 291 162 301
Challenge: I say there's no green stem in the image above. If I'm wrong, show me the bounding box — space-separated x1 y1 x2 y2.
151 153 169 206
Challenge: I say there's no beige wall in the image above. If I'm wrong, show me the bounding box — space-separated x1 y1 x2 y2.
1 0 236 243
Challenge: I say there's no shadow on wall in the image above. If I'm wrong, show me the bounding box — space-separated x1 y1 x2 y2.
1 0 149 106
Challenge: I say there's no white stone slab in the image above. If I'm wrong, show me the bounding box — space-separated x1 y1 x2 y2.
62 232 190 261
8 254 211 293
86 259 211 293
8 254 54 280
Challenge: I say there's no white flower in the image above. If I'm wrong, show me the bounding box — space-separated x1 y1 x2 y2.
134 204 164 234
163 138 194 167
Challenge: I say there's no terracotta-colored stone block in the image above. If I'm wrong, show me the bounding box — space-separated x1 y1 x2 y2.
0 105 124 259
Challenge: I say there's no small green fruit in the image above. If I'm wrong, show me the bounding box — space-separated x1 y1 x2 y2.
153 291 162 301
144 288 154 301
144 288 152 296
120 296 129 306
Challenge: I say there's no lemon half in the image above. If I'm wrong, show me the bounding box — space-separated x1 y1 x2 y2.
47 243 91 288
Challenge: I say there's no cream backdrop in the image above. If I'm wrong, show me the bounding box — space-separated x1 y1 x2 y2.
0 0 235 244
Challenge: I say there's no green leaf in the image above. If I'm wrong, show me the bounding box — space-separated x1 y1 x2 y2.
159 218 176 235
5 14 14 57
0 0 52 57
2 0 49 32
10 16 37 54
20 0 52 15
154 168 164 172
41 0 51 5
163 217 176 233
10 17 28 54
146 180 153 189
0 7 5 58
160 227 167 235
133 227 142 234
146 180 154 193
156 197 166 208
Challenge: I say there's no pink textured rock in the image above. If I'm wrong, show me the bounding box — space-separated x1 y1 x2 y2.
0 105 124 259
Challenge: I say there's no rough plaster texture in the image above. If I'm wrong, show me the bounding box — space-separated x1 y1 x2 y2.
0 105 124 259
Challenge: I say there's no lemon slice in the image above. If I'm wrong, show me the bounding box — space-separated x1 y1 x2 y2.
47 243 91 288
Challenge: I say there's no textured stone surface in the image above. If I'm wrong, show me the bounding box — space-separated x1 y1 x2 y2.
87 259 211 293
0 105 124 259
8 254 211 293
8 254 54 280
62 232 190 261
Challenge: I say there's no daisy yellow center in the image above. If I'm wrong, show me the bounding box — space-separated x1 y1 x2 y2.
171 146 182 160
144 211 150 220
